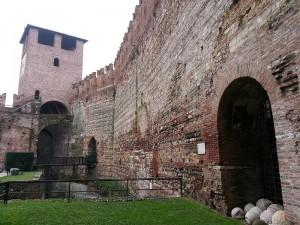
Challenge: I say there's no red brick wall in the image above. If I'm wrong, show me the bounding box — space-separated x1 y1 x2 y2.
68 0 300 223
92 0 299 222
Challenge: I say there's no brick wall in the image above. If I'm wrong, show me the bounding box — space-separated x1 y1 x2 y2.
70 65 115 177
0 94 6 109
1 0 294 223
0 99 40 169
81 0 299 223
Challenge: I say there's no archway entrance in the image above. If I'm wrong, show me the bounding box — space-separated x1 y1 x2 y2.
40 101 69 114
88 137 97 153
87 137 97 178
217 77 282 211
36 124 69 179
37 125 68 159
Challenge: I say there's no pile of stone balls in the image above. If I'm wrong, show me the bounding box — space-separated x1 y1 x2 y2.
231 198 291 225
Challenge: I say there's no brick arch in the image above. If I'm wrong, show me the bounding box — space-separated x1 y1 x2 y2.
88 137 97 152
213 62 281 109
215 74 283 212
40 101 69 114
87 136 98 178
208 62 282 162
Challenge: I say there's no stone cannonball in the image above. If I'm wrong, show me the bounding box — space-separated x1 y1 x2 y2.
272 210 292 225
268 204 284 214
231 207 245 219
249 206 263 215
244 203 255 213
256 198 272 211
245 207 262 225
260 209 273 224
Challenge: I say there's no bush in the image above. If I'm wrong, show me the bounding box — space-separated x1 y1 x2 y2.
96 180 127 197
4 152 34 171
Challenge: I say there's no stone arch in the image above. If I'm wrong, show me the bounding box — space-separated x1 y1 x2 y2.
40 101 69 114
88 137 97 153
36 128 53 161
87 137 98 178
36 124 69 162
217 77 283 211
213 63 281 108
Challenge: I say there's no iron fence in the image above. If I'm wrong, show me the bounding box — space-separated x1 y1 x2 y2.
35 157 86 166
0 177 182 204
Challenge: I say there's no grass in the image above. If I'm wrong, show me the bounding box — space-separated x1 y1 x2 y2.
0 171 42 182
0 198 243 225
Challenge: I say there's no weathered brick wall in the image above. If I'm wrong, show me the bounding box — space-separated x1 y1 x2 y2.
98 0 300 223
0 100 40 169
70 66 115 177
0 94 6 109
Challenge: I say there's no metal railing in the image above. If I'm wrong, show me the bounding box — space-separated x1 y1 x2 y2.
35 157 87 166
0 177 182 204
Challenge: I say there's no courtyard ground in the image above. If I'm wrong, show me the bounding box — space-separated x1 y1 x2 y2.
0 171 42 182
0 198 242 225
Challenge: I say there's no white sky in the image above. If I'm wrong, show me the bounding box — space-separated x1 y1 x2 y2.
0 0 139 105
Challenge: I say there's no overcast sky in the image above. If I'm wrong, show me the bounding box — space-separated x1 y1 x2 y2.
0 0 139 105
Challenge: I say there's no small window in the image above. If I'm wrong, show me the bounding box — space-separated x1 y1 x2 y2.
34 90 40 99
38 30 54 46
53 58 59 67
61 35 76 50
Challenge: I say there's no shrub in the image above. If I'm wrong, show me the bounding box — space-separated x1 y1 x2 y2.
96 180 127 197
4 152 34 171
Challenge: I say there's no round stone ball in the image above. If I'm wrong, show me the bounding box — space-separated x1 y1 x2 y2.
256 198 272 211
244 203 255 213
249 206 263 215
245 209 261 224
272 210 288 225
231 207 245 219
260 209 273 224
252 219 268 225
268 204 284 214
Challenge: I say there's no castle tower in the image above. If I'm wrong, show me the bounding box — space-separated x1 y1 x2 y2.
18 25 87 110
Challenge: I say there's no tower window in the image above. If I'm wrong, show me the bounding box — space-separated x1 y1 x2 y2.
38 30 54 46
53 58 60 67
61 35 76 50
34 90 40 99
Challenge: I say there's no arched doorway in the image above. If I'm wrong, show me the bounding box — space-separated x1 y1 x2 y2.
36 124 69 179
40 101 69 114
36 129 53 161
37 125 68 159
87 137 97 178
88 137 97 153
217 77 282 211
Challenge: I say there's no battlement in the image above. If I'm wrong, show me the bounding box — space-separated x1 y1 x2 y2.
114 0 160 83
0 93 6 109
13 94 25 107
71 63 114 102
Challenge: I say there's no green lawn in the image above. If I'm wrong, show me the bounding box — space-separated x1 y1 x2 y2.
0 198 242 225
0 171 42 182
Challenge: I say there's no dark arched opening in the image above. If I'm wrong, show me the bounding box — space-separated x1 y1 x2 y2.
88 137 97 153
40 101 68 114
36 124 68 179
36 129 53 160
87 137 97 178
53 57 60 67
34 90 40 99
217 77 282 212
